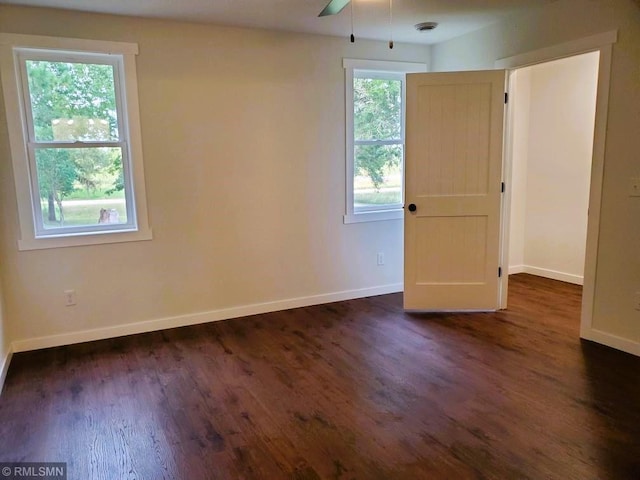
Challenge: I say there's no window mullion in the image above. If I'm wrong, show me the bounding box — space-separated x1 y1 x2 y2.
30 141 124 149
354 139 403 146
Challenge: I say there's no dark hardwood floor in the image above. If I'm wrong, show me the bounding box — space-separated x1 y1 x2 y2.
1 274 639 479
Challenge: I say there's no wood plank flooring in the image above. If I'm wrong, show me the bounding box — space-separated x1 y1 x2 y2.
0 274 639 479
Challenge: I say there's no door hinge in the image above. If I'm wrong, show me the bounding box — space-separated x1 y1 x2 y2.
504 92 509 104
498 267 503 278
501 182 505 193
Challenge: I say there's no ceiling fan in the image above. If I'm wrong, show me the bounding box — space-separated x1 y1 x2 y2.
318 0 351 17
319 0 396 48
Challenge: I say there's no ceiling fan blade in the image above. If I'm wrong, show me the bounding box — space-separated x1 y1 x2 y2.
318 0 351 17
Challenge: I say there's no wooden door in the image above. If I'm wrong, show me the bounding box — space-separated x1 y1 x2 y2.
404 70 506 310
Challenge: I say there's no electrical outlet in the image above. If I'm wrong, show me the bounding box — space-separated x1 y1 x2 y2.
377 252 385 266
630 177 640 197
64 289 77 307
634 292 640 311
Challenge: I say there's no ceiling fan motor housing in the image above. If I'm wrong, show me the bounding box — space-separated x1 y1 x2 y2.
415 21 439 31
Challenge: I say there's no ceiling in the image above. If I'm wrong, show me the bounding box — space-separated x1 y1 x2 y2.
0 0 557 45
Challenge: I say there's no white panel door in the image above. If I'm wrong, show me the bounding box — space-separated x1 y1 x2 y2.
404 70 506 310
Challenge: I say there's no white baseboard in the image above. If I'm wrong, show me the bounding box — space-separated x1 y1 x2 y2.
11 283 404 353
581 328 640 357
0 345 13 396
508 265 583 285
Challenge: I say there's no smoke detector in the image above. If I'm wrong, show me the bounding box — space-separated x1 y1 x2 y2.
415 22 439 32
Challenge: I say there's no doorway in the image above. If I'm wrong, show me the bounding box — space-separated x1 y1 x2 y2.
496 31 616 342
507 52 600 286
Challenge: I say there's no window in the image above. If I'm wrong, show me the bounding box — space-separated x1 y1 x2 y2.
0 34 151 250
343 59 427 224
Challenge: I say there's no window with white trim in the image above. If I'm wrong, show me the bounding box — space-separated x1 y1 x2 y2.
343 59 427 224
0 34 151 250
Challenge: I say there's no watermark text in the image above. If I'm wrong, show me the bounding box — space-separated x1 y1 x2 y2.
0 463 66 480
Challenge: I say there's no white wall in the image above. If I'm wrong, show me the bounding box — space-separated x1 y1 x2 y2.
0 5 429 350
509 53 599 285
432 0 640 350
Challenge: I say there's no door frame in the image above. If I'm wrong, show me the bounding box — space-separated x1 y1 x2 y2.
495 31 617 339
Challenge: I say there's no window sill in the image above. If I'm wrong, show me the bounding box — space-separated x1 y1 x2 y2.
343 209 404 224
17 226 153 251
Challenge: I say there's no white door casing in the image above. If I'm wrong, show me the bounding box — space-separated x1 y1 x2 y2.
404 70 507 311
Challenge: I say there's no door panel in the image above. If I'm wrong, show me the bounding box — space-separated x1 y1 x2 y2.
415 216 488 284
404 70 506 311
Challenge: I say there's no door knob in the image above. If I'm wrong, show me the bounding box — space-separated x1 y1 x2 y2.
408 203 417 212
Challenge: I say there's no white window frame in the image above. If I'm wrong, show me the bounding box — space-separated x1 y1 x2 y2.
0 34 152 250
343 58 427 224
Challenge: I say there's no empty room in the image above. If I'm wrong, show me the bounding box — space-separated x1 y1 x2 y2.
0 0 639 478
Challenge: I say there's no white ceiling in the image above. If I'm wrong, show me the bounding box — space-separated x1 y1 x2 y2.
0 0 556 45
